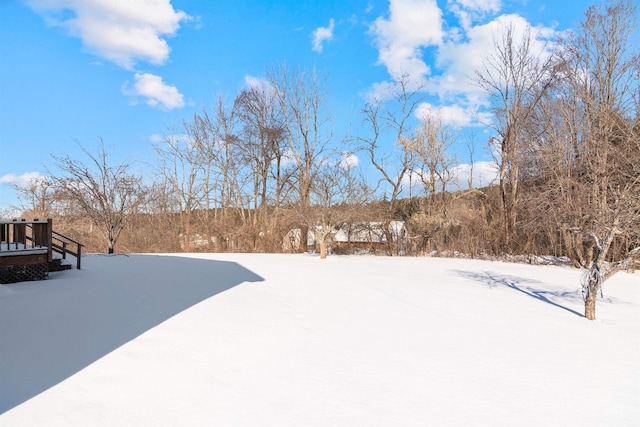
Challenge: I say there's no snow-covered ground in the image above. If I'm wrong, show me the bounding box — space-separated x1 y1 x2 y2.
1 253 638 426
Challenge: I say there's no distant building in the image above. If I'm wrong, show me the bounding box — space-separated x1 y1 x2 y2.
283 221 408 254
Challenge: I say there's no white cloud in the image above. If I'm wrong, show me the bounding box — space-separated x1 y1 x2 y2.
397 169 424 197
312 18 335 53
148 133 190 144
429 17 505 101
366 1 558 131
447 0 501 29
369 0 444 81
416 102 474 128
391 160 498 197
0 172 46 188
241 75 279 107
452 0 501 12
450 161 498 190
25 0 189 70
339 152 359 170
279 147 297 168
124 73 185 110
243 75 275 93
364 80 396 101
148 134 165 144
416 101 494 128
427 14 556 109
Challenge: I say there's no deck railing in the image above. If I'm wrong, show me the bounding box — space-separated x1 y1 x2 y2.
1 218 50 252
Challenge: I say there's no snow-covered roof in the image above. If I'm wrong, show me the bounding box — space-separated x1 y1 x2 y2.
287 221 407 245
333 221 406 243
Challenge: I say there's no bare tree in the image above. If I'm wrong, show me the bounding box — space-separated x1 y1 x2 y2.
266 64 335 251
192 100 247 228
154 98 250 252
357 73 423 216
51 140 147 253
528 0 639 319
306 154 372 259
464 132 478 191
13 176 55 218
414 112 457 202
234 84 287 226
407 111 459 253
564 0 639 320
475 24 557 247
153 129 204 251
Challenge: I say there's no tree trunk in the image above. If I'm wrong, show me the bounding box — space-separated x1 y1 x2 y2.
299 224 308 253
584 279 597 320
319 240 327 259
583 231 615 320
383 220 394 256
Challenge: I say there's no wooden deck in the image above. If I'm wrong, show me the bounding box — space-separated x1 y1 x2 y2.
0 219 83 284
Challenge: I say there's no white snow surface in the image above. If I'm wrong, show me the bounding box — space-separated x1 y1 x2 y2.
1 253 638 426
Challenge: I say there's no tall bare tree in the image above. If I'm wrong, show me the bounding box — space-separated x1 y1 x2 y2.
407 112 459 252
526 0 639 319
475 24 557 247
153 129 204 251
234 84 287 226
197 99 246 227
51 140 147 253
266 64 335 251
357 73 423 216
566 0 637 320
155 98 248 251
414 112 457 202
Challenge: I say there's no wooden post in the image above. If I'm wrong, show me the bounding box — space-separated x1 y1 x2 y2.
15 219 27 247
76 244 82 270
47 218 53 263
32 219 46 246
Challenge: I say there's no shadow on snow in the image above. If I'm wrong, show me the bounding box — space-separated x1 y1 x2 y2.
454 269 584 318
0 254 264 414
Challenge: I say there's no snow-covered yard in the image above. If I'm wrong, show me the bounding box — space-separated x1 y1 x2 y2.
1 253 638 426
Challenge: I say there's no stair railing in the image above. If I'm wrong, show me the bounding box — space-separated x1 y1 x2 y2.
51 230 83 270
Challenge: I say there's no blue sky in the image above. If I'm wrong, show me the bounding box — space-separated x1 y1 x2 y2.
0 0 593 212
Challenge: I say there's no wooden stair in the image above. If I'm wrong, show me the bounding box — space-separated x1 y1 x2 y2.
48 258 72 272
